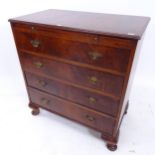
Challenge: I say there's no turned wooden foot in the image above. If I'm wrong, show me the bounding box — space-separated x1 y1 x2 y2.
29 102 40 116
101 130 119 151
106 143 117 151
31 107 40 116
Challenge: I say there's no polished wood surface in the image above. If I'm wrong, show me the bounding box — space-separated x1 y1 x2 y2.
21 52 124 97
9 9 150 39
14 28 131 73
29 87 116 134
26 72 119 116
9 9 150 151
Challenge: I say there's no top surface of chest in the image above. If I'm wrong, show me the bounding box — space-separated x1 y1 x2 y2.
9 9 150 39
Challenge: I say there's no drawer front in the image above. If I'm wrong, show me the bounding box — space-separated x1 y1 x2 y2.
14 30 130 73
21 52 124 97
25 72 119 116
12 22 136 49
29 87 115 134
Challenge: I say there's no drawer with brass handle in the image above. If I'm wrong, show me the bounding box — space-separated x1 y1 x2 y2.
21 52 124 97
29 87 116 134
12 22 136 48
25 72 119 116
13 29 130 73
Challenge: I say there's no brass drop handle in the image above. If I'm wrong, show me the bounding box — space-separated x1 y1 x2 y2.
33 62 43 68
85 115 95 121
88 51 102 60
88 97 97 104
41 98 50 104
30 40 40 48
88 76 98 84
37 80 47 87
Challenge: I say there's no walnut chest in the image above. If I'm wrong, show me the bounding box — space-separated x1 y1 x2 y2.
9 9 150 151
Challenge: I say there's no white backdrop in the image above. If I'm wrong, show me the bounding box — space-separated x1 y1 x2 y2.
0 1 155 155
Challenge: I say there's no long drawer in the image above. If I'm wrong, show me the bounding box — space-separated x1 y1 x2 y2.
28 87 116 134
12 22 136 48
14 29 130 73
25 72 119 116
21 52 124 97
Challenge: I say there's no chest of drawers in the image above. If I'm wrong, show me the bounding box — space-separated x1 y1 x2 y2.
9 9 150 151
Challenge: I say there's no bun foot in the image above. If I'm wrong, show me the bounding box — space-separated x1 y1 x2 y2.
31 108 40 116
101 131 119 151
106 143 117 151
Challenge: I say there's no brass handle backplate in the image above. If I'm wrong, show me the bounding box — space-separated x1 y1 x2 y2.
37 80 47 87
41 98 50 104
88 97 97 104
30 40 40 48
88 51 102 60
85 115 95 121
33 62 43 68
88 76 98 85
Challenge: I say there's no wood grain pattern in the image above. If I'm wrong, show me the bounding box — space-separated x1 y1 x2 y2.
14 30 131 73
29 87 116 134
21 52 124 97
25 72 119 116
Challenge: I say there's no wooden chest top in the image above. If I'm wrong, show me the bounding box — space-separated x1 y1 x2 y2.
9 9 150 39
